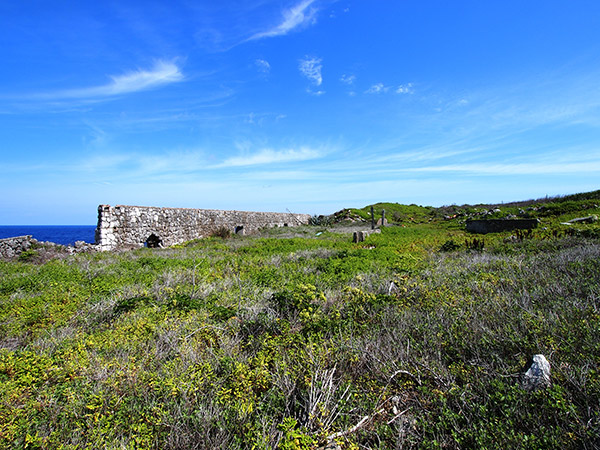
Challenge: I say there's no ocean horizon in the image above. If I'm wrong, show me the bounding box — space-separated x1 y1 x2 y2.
0 225 96 246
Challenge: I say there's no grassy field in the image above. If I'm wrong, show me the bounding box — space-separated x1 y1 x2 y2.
1 194 599 449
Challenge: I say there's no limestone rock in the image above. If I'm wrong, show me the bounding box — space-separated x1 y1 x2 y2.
522 354 551 390
0 235 33 259
318 440 341 450
353 231 366 243
566 215 598 224
376 218 388 226
352 229 381 243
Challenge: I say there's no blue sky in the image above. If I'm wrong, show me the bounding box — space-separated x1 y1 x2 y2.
1 1 600 224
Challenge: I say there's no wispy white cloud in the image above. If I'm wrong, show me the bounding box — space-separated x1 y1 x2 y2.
396 83 414 94
249 0 320 40
366 82 414 95
365 83 389 94
219 147 322 167
78 150 207 177
244 112 288 126
380 147 479 164
299 56 323 86
35 60 183 100
340 74 356 85
405 160 600 176
255 59 271 74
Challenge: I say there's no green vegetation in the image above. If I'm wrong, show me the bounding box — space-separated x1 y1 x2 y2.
1 194 599 449
346 190 600 226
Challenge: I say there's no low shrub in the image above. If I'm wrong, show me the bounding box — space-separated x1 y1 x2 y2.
211 226 232 239
0 204 598 448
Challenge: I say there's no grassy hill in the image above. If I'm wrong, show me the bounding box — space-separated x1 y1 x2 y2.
1 192 599 449
343 189 600 225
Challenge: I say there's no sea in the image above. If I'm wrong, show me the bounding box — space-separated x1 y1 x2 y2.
0 225 97 246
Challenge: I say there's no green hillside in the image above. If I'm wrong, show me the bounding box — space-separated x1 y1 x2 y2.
340 190 600 228
1 192 599 449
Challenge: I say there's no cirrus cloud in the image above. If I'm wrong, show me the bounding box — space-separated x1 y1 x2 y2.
340 74 356 85
249 0 320 41
33 60 184 100
396 83 414 94
219 147 322 167
365 83 388 94
366 82 414 95
255 59 271 74
299 56 323 86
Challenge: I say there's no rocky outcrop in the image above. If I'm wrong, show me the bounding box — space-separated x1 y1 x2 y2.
0 236 96 260
0 235 33 258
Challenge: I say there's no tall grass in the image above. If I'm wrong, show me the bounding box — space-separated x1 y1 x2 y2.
0 221 598 448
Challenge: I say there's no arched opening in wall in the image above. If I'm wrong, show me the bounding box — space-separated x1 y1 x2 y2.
235 225 244 235
145 234 162 248
284 223 288 227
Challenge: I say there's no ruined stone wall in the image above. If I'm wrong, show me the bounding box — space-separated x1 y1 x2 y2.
0 235 33 259
466 218 539 234
95 205 311 251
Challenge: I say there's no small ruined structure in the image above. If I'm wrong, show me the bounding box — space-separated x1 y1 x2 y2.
0 235 95 259
466 218 539 234
95 205 311 251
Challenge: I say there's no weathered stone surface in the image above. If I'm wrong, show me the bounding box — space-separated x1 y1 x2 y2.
566 215 598 224
67 241 97 254
0 235 33 258
522 354 551 390
0 235 97 260
318 441 341 450
466 218 539 234
352 229 381 243
96 205 312 251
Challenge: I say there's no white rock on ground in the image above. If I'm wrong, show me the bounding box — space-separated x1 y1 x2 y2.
522 354 551 390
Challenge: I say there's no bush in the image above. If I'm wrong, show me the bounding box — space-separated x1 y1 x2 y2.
211 226 232 239
439 239 461 252
308 215 333 226
17 249 38 262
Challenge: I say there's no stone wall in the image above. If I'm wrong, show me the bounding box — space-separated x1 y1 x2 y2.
466 218 539 234
0 235 33 258
95 205 312 251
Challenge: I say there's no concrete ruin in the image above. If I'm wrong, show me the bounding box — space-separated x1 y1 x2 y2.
466 218 539 234
352 229 381 243
95 205 311 251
